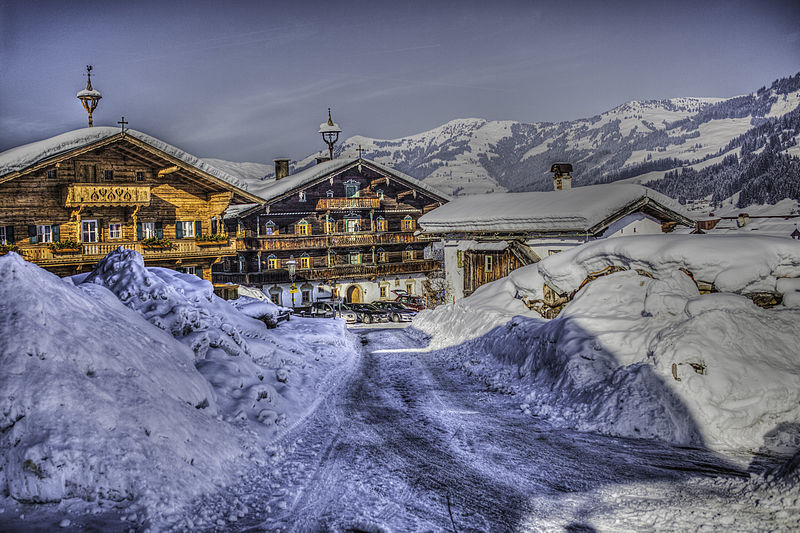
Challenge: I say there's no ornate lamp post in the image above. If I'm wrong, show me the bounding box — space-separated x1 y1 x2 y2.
318 108 341 160
286 255 297 308
77 65 102 127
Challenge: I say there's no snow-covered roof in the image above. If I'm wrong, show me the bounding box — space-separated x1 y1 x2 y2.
251 157 451 205
418 184 692 234
76 89 102 98
0 127 263 202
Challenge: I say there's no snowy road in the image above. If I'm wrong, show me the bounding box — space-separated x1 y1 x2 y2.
186 327 791 532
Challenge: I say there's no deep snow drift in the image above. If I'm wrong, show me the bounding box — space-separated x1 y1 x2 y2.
0 250 358 526
412 235 800 455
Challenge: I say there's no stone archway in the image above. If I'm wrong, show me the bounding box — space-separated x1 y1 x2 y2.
346 285 362 303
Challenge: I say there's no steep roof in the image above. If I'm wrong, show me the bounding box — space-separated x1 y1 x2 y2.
251 157 451 204
0 127 264 203
418 183 694 235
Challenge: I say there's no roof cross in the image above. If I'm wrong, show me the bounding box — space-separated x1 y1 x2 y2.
357 145 364 158
117 116 128 134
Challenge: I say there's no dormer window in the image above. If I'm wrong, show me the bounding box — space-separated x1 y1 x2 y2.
264 220 276 235
376 189 384 199
326 189 334 198
344 180 359 198
401 215 416 231
296 219 310 236
299 191 307 202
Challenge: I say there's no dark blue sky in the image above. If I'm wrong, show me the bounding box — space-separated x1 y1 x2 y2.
1 0 798 163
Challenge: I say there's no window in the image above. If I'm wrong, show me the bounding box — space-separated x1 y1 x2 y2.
178 220 195 238
47 169 57 179
345 217 360 233
406 283 414 295
344 180 359 198
296 220 309 236
484 255 493 273
269 287 282 306
183 266 197 276
299 191 307 202
401 216 416 231
136 171 145 181
403 247 415 261
0 226 8 245
379 285 388 299
141 222 156 239
348 251 361 265
378 248 388 263
327 251 336 267
301 288 312 304
37 225 52 243
326 190 334 198
267 255 278 270
103 169 114 181
375 217 387 232
264 221 276 235
324 218 336 234
108 224 122 239
299 254 310 269
82 220 98 243
377 189 384 199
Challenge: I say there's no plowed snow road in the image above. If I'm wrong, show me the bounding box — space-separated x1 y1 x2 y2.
187 327 787 532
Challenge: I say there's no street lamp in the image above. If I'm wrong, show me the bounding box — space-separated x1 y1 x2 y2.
286 255 297 308
318 108 341 161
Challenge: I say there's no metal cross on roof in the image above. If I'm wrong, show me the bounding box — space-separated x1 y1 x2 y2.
117 116 128 134
357 145 364 158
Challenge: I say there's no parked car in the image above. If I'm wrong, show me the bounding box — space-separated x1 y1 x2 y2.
306 301 358 324
394 294 426 311
371 301 417 322
344 303 391 324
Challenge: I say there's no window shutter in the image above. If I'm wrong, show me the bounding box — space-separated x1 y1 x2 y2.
52 225 60 242
7 226 14 243
196 267 203 279
195 220 202 237
175 222 183 239
28 225 37 244
155 221 163 239
136 222 143 240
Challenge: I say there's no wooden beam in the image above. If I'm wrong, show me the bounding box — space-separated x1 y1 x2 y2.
157 165 180 177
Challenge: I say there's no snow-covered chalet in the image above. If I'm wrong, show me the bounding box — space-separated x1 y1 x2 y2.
0 127 264 280
418 164 695 301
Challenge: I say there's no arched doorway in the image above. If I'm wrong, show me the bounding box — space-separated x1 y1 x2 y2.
346 285 362 303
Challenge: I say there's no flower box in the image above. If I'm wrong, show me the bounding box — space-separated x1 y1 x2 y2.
195 240 229 247
51 247 81 254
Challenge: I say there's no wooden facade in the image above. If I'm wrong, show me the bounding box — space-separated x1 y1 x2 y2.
462 247 525 297
218 158 448 302
0 130 263 280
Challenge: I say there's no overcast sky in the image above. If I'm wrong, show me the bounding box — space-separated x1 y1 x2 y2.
1 0 798 163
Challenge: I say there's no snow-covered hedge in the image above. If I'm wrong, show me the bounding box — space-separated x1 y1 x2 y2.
412 235 800 455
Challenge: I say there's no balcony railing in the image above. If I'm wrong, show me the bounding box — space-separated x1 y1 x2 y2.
239 231 419 252
64 184 151 208
17 239 236 265
315 197 381 210
214 259 441 285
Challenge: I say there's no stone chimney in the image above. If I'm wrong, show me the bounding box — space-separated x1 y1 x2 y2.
274 158 290 180
550 163 573 190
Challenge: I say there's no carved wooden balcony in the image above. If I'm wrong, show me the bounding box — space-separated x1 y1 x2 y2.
315 197 381 210
64 184 151 208
241 231 419 252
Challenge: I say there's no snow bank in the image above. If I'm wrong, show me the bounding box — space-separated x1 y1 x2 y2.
0 253 248 513
413 236 800 454
81 248 358 438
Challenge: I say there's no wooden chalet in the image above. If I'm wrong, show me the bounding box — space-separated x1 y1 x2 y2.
0 127 264 280
419 170 695 301
215 157 449 305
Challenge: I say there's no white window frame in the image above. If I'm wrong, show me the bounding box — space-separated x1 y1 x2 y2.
0 226 6 245
82 220 98 243
109 223 122 239
484 255 493 273
181 220 195 238
37 224 52 243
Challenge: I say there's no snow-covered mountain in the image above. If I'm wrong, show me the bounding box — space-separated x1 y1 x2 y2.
208 73 800 208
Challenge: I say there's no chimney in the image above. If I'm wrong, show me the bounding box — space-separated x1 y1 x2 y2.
274 158 290 180
550 162 573 190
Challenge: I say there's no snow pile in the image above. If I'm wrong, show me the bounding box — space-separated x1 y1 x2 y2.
412 236 800 454
229 284 290 323
81 248 358 437
0 253 249 514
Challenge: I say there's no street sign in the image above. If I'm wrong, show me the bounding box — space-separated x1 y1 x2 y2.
289 284 298 294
